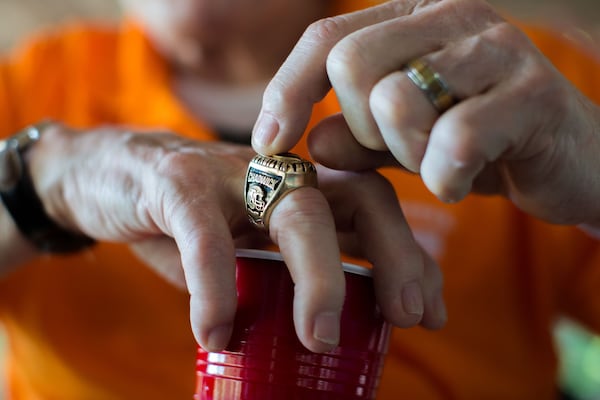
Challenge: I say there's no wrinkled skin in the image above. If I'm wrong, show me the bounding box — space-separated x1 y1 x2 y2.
15 0 600 358
253 0 600 228
0 0 445 356
24 124 444 354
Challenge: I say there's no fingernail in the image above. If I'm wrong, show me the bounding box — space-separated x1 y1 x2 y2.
313 311 340 346
206 324 232 352
252 111 279 150
402 282 424 316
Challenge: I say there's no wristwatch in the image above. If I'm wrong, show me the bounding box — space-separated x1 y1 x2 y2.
0 123 96 253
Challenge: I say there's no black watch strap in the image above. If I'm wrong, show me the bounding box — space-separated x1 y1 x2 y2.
0 125 96 253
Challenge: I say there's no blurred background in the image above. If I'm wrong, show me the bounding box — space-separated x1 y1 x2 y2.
0 0 599 399
0 0 598 52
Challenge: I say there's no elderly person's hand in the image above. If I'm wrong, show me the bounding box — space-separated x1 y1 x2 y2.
23 123 444 354
252 0 600 229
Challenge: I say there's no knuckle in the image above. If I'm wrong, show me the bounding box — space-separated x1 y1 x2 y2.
461 32 498 63
271 188 332 230
121 132 173 168
278 201 330 227
450 0 503 26
155 150 193 177
327 33 369 88
296 273 345 303
493 40 570 123
264 73 307 108
370 76 409 125
303 16 347 45
484 21 523 50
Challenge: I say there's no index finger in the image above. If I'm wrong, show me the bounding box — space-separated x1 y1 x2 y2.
251 1 420 155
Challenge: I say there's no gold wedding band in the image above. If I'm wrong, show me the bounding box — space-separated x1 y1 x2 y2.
405 58 455 113
245 153 317 231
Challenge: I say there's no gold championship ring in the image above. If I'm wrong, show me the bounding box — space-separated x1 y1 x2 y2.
245 153 318 231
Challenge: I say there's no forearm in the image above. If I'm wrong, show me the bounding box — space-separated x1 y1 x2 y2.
0 124 94 271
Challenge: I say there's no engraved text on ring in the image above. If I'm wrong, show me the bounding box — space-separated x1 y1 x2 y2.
247 170 279 190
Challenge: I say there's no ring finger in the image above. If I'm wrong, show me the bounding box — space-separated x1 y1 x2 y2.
369 22 520 172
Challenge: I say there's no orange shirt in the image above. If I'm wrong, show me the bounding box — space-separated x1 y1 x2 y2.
1 3 600 399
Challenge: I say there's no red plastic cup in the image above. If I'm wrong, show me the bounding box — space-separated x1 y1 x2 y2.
195 249 391 400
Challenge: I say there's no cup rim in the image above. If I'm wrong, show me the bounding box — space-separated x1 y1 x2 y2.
235 248 372 277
